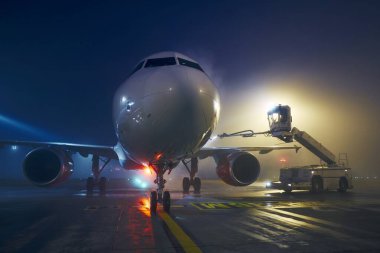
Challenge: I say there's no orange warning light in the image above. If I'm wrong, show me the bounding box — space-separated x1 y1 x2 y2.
155 153 163 160
143 164 153 175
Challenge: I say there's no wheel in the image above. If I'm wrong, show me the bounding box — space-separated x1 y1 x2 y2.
157 191 163 203
86 177 94 194
99 177 107 194
193 177 201 194
150 191 158 214
338 177 348 192
311 177 323 193
183 177 190 193
163 191 171 213
284 188 292 193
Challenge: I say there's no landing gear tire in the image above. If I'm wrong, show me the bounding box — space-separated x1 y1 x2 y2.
193 177 201 194
99 176 107 195
86 177 94 194
183 177 190 194
163 191 171 213
284 188 292 194
338 177 348 193
150 191 158 214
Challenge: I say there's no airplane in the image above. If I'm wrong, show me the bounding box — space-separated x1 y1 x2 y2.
0 51 299 213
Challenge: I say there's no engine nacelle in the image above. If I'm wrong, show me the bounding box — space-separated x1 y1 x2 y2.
216 152 260 186
23 148 73 187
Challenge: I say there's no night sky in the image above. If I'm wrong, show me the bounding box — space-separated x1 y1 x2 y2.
1 1 380 178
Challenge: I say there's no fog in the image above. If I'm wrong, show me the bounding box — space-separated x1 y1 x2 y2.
199 70 379 179
1 68 379 182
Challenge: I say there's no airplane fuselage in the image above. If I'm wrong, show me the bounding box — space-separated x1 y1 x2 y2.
113 52 220 166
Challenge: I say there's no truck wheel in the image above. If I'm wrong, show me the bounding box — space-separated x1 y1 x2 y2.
338 177 348 193
311 177 322 193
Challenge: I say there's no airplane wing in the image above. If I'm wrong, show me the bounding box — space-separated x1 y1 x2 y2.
0 140 300 162
195 145 301 159
0 140 118 159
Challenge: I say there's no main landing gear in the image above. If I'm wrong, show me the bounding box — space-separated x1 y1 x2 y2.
150 162 173 214
182 158 201 194
86 155 111 195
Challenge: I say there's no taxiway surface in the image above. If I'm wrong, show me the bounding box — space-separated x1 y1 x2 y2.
1 179 379 253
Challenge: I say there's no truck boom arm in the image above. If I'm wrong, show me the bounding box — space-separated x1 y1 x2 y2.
218 104 337 166
291 127 336 165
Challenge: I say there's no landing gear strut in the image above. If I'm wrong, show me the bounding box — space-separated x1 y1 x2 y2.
150 162 173 214
86 155 111 195
182 158 201 194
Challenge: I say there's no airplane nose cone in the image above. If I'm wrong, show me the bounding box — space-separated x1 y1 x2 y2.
116 67 219 162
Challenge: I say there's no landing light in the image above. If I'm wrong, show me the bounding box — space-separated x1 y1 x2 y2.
144 167 152 175
287 183 292 187
11 145 17 151
213 100 220 115
265 181 272 188
143 163 154 175
133 177 150 189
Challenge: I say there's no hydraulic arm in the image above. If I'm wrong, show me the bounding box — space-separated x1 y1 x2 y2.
218 104 337 165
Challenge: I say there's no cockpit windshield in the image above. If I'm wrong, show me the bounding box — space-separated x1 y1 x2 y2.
129 61 145 76
178 58 204 72
145 57 176 68
134 56 204 74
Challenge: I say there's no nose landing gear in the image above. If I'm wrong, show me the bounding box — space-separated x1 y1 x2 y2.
150 162 173 214
182 158 201 194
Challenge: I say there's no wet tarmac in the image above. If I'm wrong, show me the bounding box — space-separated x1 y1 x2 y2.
1 179 380 253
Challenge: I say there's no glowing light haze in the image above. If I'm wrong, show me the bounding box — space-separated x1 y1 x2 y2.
1 1 379 179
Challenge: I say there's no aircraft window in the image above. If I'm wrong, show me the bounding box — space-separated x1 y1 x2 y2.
129 61 144 76
178 58 204 72
145 57 176 68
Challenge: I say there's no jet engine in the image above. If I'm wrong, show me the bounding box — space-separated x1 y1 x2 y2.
23 148 73 187
216 151 260 186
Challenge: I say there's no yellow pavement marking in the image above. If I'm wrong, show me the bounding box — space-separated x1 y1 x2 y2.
190 202 256 210
190 203 205 210
159 211 202 253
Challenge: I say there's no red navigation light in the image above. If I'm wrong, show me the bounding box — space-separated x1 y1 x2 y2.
155 153 163 160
